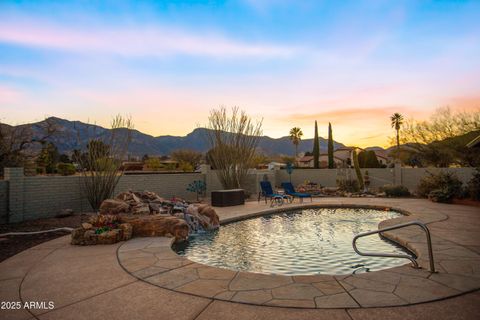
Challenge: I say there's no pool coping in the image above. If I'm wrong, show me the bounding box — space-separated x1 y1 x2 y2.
116 200 480 309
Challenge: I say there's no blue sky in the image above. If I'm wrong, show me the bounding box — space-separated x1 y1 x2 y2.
1 0 479 146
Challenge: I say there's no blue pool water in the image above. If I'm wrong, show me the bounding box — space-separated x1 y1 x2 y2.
173 207 411 275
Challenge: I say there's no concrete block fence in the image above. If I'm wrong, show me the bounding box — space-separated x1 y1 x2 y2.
0 166 476 223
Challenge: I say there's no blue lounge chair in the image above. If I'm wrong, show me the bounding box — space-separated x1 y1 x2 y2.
281 182 313 203
259 181 291 206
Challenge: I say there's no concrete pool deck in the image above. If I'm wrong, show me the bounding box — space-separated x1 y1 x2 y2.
1 198 479 319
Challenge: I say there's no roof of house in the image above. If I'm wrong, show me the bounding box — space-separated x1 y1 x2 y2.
319 154 345 161
372 150 389 160
160 160 178 164
335 147 364 151
268 162 286 166
332 152 350 160
298 156 314 162
467 134 480 148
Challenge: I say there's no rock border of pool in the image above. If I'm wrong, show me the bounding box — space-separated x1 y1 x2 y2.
117 199 480 309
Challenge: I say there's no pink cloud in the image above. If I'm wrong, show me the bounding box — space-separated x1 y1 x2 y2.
446 96 480 112
0 20 298 58
0 85 22 104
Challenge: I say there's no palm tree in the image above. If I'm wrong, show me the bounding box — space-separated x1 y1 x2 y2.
289 127 303 158
390 113 404 152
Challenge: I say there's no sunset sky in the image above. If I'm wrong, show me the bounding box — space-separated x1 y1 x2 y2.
1 0 479 147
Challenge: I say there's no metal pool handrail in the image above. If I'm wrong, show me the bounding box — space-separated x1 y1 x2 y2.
352 220 436 273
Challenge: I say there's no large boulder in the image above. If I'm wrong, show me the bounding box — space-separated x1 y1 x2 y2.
116 191 141 206
119 215 189 242
112 191 169 215
71 222 132 245
132 203 150 215
92 191 218 244
197 204 220 228
135 191 164 203
99 199 130 215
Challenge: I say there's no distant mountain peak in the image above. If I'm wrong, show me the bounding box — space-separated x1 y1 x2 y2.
11 117 346 156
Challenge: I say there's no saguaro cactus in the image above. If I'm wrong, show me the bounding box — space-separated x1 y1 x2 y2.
313 121 319 169
353 150 364 190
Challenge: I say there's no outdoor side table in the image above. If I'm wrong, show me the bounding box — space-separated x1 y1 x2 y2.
211 189 245 207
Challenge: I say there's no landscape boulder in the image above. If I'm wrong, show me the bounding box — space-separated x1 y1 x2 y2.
75 190 220 245
119 215 189 242
191 204 220 229
99 199 130 215
71 222 132 245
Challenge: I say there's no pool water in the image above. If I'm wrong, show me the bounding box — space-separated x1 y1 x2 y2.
173 207 412 275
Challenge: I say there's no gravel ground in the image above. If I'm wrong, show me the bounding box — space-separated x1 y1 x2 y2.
0 213 93 262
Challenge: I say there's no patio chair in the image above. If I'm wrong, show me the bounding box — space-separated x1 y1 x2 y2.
281 182 313 203
258 181 291 206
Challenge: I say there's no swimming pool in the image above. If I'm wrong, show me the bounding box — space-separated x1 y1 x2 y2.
173 207 412 275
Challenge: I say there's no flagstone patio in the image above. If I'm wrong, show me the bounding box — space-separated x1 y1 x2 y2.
1 198 479 319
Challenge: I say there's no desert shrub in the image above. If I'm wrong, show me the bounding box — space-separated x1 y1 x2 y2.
179 161 194 172
381 185 410 197
417 171 463 203
145 158 162 171
427 189 454 203
57 162 76 175
467 168 480 200
337 179 360 193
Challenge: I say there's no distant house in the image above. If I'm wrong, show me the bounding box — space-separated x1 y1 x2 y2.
371 150 390 165
121 161 144 171
160 159 179 166
297 151 352 168
333 147 363 167
297 156 314 168
318 153 344 168
268 162 287 170
296 147 389 168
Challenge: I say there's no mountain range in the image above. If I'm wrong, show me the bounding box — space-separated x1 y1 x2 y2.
7 117 351 157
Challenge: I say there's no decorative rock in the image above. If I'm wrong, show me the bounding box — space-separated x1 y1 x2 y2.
120 215 189 242
84 229 96 240
196 204 220 229
82 223 93 230
132 203 150 215
71 228 85 245
174 212 185 219
99 199 130 215
184 204 220 231
81 190 220 246
119 223 133 241
71 223 132 245
322 187 338 195
148 201 163 213
97 230 121 244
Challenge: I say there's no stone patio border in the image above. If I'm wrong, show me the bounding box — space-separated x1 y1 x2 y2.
116 199 480 309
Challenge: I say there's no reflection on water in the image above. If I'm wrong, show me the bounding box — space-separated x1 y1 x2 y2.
173 208 410 275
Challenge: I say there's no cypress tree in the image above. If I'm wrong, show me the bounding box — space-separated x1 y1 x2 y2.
366 150 380 168
328 122 334 169
313 121 319 169
358 151 367 167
